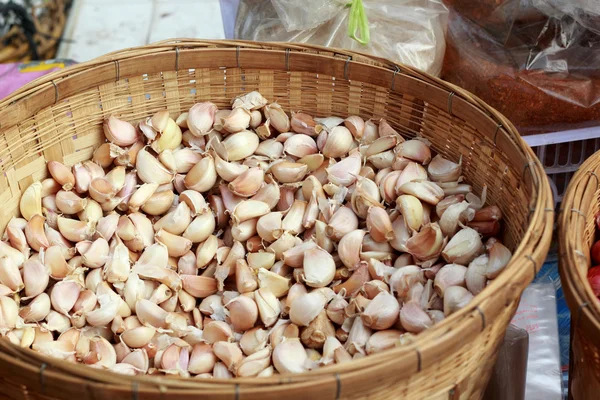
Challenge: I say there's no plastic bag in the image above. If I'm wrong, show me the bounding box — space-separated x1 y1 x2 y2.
511 282 563 400
442 0 600 134
235 0 449 77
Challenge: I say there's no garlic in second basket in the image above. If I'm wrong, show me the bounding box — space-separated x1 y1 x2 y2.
0 90 512 378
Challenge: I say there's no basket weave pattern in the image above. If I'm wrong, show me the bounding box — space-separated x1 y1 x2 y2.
0 40 553 400
559 150 600 399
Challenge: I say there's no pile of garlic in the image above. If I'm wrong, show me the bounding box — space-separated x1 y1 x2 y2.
0 91 512 378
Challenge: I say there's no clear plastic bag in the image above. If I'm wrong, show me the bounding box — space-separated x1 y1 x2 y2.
442 0 600 134
235 0 449 77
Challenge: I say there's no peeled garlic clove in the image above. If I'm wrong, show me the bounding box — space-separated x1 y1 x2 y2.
272 338 307 374
361 291 400 330
428 154 462 182
247 252 275 271
326 151 362 187
399 301 433 333
20 181 43 221
264 103 290 133
443 286 474 316
151 119 183 153
486 241 511 279
302 247 335 288
442 227 483 265
187 102 218 136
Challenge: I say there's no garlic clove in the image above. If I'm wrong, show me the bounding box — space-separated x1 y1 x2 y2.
229 167 264 197
0 256 24 292
184 154 217 192
466 254 489 295
188 343 217 374
399 301 433 333
103 116 139 146
20 293 51 322
270 161 308 184
272 338 307 374
301 310 336 349
181 275 218 298
396 140 431 165
428 154 462 182
213 130 260 161
20 182 43 221
258 268 290 297
225 295 258 332
365 329 403 355
326 206 359 240
289 291 327 327
264 103 290 133
434 264 467 296
361 291 399 330
203 320 234 344
254 288 281 327
443 286 474 316
135 148 174 185
486 240 512 279
398 181 445 205
395 195 423 232
187 102 218 136
406 222 444 261
302 246 336 288
442 227 483 265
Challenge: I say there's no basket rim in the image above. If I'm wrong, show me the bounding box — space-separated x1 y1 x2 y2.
559 149 600 329
0 39 555 392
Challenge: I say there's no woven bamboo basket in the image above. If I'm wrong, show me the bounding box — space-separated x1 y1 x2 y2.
559 150 600 399
0 0 69 63
0 40 553 400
